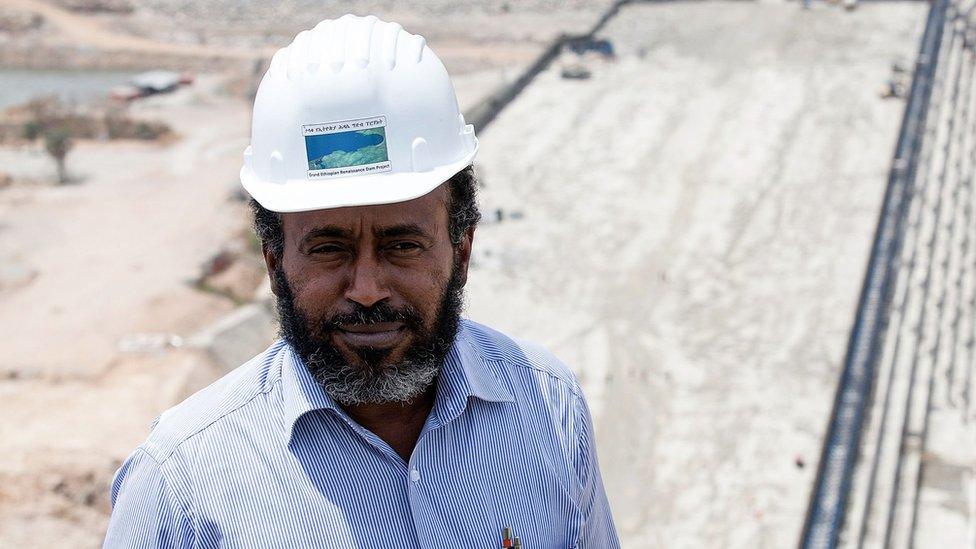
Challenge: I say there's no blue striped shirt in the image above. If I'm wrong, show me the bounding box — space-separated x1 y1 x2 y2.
104 319 619 548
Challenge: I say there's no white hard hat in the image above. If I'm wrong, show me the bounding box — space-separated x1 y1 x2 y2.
240 14 478 213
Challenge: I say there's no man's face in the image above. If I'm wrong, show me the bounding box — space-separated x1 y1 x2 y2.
265 184 474 405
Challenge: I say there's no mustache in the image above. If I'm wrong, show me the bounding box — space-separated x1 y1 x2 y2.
321 301 425 332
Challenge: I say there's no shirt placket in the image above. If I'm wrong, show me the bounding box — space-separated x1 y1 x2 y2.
323 406 440 548
404 408 447 547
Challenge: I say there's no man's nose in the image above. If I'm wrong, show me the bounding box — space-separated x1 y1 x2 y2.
344 251 391 308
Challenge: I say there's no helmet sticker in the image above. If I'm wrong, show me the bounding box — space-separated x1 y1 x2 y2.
303 116 392 179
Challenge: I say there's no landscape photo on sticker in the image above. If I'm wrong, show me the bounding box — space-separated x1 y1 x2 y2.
306 127 389 170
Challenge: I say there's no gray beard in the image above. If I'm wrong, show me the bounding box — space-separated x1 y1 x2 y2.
273 257 464 407
304 345 441 406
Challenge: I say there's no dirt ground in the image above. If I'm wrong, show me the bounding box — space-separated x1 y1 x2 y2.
0 76 251 547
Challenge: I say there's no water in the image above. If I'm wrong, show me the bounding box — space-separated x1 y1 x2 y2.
305 129 385 160
0 69 139 110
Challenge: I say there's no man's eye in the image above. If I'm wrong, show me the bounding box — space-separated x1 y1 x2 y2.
388 242 422 253
310 244 346 254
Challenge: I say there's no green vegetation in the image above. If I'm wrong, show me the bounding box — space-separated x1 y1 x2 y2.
43 129 73 185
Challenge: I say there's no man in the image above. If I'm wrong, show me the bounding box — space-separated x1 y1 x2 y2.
105 14 618 548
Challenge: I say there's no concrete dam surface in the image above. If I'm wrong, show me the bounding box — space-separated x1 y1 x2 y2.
465 2 927 548
838 2 976 547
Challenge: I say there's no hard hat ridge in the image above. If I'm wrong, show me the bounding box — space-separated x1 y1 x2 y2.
272 15 427 81
240 14 478 213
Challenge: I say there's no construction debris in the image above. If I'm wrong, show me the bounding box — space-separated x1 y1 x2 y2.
110 71 194 102
561 63 592 80
881 58 913 99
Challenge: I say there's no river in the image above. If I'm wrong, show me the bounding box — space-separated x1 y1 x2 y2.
0 69 139 110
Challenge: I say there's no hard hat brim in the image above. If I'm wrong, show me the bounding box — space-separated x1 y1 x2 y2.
241 147 477 213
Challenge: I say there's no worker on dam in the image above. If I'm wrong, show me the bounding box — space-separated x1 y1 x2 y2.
103 14 618 548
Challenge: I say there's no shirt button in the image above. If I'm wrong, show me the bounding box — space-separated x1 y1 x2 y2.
410 469 421 482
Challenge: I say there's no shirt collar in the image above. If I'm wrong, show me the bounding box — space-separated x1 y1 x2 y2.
280 321 515 444
280 344 340 444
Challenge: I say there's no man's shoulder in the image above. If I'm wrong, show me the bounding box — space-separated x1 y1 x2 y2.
139 340 288 464
461 319 582 398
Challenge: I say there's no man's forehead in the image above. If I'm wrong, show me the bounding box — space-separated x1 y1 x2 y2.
282 184 449 235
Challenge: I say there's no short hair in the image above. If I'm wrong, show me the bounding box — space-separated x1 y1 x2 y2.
250 165 481 259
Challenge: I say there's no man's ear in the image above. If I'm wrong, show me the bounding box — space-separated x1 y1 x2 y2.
455 226 475 287
262 245 282 297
